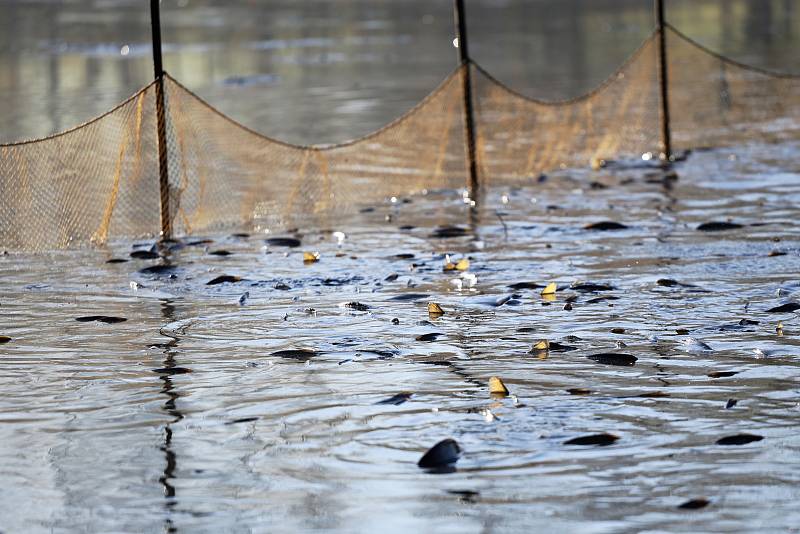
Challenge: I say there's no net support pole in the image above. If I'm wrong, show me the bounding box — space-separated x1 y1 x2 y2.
453 0 479 199
655 0 672 162
150 0 172 239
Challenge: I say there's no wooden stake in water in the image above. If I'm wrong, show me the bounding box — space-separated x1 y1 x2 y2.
150 0 172 239
655 0 672 162
453 0 479 199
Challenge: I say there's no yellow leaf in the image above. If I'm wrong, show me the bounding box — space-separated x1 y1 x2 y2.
443 262 457 272
303 251 320 263
541 282 557 295
427 302 445 316
455 258 470 271
542 293 556 303
533 339 549 351
489 376 509 396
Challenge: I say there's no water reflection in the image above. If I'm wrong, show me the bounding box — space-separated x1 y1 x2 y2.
156 299 185 532
1 0 799 143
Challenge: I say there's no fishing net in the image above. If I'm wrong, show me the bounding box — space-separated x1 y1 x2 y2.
162 71 466 237
666 24 800 150
0 84 161 251
1 24 799 251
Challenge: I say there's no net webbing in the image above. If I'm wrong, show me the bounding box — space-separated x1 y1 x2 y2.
472 31 661 183
0 83 161 251
162 69 466 236
1 25 799 251
667 24 800 150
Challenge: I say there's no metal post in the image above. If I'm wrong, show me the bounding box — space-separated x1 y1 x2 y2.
655 0 672 162
151 0 172 239
453 0 479 198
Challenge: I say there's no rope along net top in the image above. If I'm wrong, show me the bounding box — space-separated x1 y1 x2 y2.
1 25 799 251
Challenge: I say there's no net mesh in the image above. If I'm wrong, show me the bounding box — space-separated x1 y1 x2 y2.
667 25 800 150
162 70 466 236
1 25 800 251
0 84 161 251
472 32 661 183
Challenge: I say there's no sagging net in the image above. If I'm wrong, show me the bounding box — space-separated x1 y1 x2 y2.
0 84 162 251
1 25 799 251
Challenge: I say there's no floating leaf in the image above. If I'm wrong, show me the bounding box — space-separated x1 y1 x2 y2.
418 438 461 470
610 327 625 334
390 253 415 260
341 302 370 312
675 328 690 335
541 282 557 296
430 226 468 238
130 250 159 259
385 273 399 282
75 316 127 324
266 237 301 247
303 251 320 263
272 349 319 361
209 250 232 256
584 221 628 231
768 250 787 257
207 275 242 285
508 281 544 290
428 302 445 316
708 371 738 378
678 498 710 510
564 433 619 446
586 296 620 304
567 388 592 395
446 489 479 500
697 221 743 232
532 339 549 351
376 392 413 405
489 376 509 396
106 258 129 264
416 332 443 342
725 398 738 409
766 302 800 313
151 367 192 375
455 258 470 271
226 417 259 425
571 283 614 292
390 293 429 301
633 391 670 398
138 264 178 275
0 336 11 343
587 353 637 366
716 433 763 446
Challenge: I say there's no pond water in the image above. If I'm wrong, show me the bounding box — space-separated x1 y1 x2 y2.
2 143 800 532
2 1 800 533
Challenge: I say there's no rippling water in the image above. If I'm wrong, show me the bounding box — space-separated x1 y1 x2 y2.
2 143 800 532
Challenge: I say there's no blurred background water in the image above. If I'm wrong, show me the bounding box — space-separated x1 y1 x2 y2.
1 0 799 144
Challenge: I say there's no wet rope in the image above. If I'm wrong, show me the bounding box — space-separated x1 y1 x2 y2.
666 23 800 80
163 67 463 152
470 28 659 107
0 81 157 148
